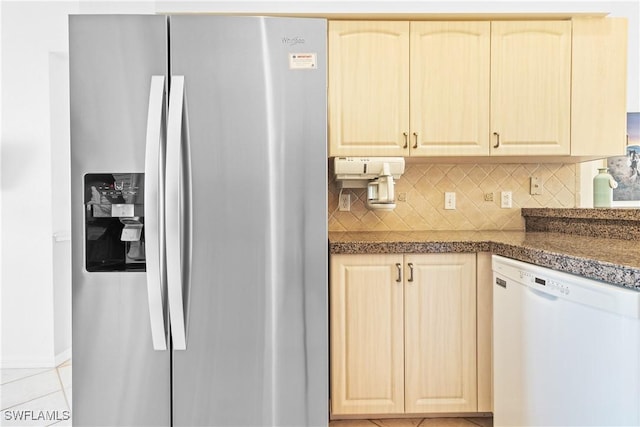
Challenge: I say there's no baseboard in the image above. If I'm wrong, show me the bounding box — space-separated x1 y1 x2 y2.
1 357 56 369
0 348 71 369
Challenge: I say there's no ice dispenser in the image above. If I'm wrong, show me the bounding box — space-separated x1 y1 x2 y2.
84 173 145 271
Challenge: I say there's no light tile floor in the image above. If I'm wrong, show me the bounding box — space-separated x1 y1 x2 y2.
1 363 492 427
0 360 71 426
329 417 493 427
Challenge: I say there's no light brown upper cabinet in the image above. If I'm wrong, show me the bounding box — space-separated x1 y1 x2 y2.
328 21 410 157
490 21 571 156
410 22 491 156
571 18 628 157
329 18 627 160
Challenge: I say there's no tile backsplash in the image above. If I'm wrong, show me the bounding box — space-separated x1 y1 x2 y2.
328 162 577 231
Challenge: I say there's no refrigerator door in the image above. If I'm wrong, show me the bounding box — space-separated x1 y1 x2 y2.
69 15 171 426
169 16 328 426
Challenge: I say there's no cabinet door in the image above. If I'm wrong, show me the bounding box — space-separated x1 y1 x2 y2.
404 253 477 413
491 21 571 156
571 18 627 157
410 22 490 156
328 21 409 157
330 254 405 415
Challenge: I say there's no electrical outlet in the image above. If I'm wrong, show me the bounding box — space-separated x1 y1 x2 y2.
501 191 512 209
339 193 350 211
444 192 456 210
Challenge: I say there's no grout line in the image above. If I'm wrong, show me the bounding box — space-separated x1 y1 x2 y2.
0 368 54 387
55 366 70 411
1 389 62 412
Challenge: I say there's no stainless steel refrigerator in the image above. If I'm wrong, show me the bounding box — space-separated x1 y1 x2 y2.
69 15 327 426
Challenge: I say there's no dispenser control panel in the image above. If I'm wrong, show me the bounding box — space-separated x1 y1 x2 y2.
85 174 144 218
84 173 145 272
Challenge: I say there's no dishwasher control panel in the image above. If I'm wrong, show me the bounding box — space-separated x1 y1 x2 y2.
519 270 570 295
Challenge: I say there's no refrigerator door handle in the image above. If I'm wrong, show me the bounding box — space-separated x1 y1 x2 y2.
166 75 192 351
144 75 168 351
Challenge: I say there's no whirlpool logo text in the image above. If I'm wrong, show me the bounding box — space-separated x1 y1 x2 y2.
281 36 305 46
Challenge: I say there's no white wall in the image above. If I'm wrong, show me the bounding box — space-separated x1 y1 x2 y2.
1 0 638 367
50 51 72 361
1 1 77 368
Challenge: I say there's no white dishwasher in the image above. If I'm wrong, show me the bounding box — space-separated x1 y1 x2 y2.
492 255 640 427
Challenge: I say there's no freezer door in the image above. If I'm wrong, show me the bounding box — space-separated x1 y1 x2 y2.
169 16 328 427
69 15 171 426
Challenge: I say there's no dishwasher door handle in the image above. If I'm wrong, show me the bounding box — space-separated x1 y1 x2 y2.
527 286 559 301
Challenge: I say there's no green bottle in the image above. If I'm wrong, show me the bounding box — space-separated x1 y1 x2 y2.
593 168 617 208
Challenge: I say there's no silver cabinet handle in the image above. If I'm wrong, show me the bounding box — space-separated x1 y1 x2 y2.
493 132 500 148
403 132 408 149
144 75 168 351
395 263 402 283
407 262 414 282
413 132 419 149
166 75 193 351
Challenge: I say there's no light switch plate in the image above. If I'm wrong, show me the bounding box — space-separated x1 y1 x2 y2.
530 176 543 195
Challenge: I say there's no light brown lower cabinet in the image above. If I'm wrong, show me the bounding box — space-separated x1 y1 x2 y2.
330 252 490 416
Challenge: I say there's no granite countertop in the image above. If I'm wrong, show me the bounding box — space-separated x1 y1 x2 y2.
329 230 640 290
522 207 640 221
